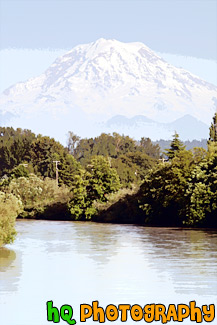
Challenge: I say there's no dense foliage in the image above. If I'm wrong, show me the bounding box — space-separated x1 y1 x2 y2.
0 192 23 246
68 156 121 220
73 133 159 186
98 121 217 227
0 113 217 245
7 175 71 219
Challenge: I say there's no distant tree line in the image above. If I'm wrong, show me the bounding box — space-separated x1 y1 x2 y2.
154 138 207 152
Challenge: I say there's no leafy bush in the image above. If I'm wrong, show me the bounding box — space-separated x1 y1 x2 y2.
7 174 71 219
0 192 23 246
69 156 121 220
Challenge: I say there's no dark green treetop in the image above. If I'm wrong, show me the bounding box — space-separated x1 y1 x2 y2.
209 112 217 142
165 132 186 160
140 137 160 159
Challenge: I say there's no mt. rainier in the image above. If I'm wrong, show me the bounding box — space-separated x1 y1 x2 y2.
0 38 216 141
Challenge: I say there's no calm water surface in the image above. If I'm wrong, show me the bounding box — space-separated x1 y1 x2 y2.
0 220 217 324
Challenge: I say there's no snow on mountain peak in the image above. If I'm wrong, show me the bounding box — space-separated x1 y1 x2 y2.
0 38 217 129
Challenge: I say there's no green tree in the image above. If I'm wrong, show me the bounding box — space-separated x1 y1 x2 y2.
0 127 35 176
0 146 16 176
207 112 217 157
112 152 155 187
68 170 90 220
58 153 82 187
86 155 121 202
8 174 71 219
208 112 217 142
185 153 217 226
10 138 32 165
0 192 23 246
10 164 30 179
192 147 207 164
111 157 137 187
140 137 160 159
138 165 187 225
165 132 186 160
138 149 194 225
30 136 66 178
68 156 120 220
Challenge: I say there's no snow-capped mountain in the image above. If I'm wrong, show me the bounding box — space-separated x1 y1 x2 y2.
0 38 216 141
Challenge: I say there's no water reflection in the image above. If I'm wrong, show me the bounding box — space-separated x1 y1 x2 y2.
12 221 217 297
16 220 121 264
68 222 121 264
0 247 16 271
135 227 217 296
0 220 216 325
0 247 22 292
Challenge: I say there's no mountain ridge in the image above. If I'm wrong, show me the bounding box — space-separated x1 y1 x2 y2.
0 38 216 141
103 114 209 141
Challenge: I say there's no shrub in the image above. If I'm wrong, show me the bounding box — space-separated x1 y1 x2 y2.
0 192 23 246
8 174 71 219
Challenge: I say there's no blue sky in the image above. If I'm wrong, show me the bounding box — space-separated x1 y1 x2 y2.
0 0 217 91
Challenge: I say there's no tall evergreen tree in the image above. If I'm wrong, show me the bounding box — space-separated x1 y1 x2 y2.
165 132 186 160
58 153 82 187
208 112 217 142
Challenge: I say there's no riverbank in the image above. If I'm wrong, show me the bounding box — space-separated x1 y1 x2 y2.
1 121 217 247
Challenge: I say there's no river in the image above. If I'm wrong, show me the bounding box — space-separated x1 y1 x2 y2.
0 220 217 324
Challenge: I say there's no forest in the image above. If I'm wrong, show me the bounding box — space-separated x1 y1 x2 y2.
0 113 217 246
